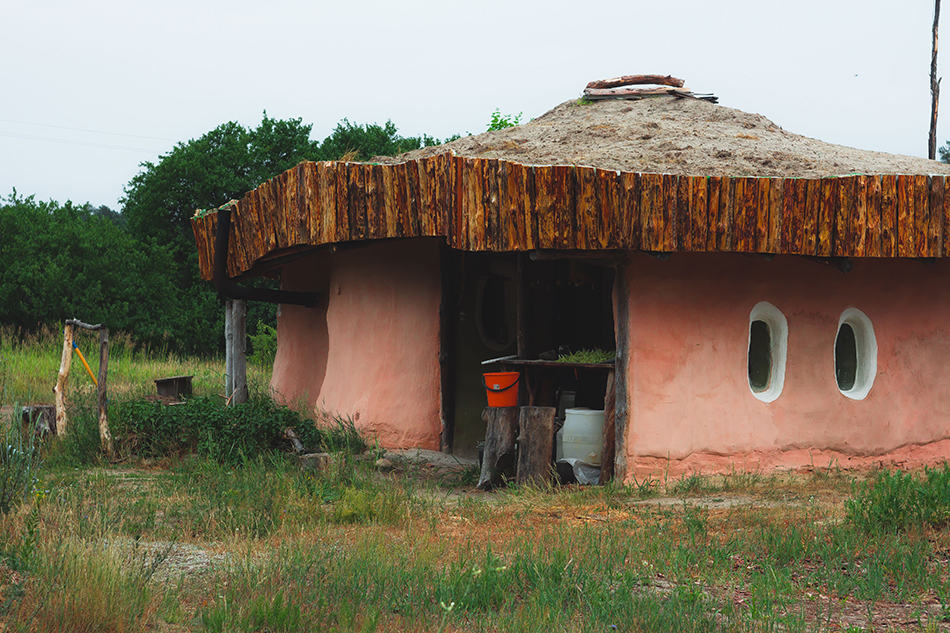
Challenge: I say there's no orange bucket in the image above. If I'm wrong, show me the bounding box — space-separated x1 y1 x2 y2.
482 372 520 407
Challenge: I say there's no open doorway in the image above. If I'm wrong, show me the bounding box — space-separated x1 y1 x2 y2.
446 252 616 458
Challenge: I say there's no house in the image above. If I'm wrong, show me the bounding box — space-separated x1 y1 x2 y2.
192 89 950 481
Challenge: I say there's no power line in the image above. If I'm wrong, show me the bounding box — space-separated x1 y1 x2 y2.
0 130 163 153
0 118 177 142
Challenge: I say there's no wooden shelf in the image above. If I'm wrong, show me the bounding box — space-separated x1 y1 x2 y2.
483 358 614 370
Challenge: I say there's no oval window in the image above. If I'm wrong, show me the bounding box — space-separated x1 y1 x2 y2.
835 308 876 400
747 302 788 403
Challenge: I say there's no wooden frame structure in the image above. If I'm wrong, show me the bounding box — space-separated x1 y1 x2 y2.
52 318 113 457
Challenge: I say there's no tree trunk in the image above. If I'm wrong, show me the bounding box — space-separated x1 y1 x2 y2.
516 406 556 485
600 370 616 482
53 323 74 436
225 300 234 400
477 406 519 490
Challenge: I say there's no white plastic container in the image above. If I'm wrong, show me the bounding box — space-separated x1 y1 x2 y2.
556 408 606 465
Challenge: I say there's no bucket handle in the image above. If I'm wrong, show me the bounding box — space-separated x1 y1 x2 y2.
482 374 520 392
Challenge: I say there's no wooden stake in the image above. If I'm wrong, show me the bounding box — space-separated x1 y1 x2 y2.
932 0 942 160
97 328 113 457
53 323 74 436
225 299 234 399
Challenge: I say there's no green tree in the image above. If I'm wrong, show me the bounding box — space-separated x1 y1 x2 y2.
317 119 442 162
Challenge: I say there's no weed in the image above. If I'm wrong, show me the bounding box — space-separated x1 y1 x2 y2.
0 407 40 515
846 464 950 532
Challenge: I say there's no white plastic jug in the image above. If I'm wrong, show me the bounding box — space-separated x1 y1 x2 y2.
556 408 605 465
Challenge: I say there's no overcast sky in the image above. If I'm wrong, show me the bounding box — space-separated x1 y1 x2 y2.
1 0 946 209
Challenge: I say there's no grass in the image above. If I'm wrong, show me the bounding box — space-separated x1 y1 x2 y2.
0 325 269 406
3 337 950 631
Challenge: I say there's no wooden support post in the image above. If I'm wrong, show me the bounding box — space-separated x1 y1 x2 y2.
225 300 234 399
230 299 248 405
599 370 616 482
97 327 113 457
612 264 629 482
438 246 458 453
477 406 519 490
516 406 556 485
515 253 528 358
53 323 74 436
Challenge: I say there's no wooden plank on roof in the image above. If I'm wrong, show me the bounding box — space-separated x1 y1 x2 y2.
597 169 619 249
482 159 502 250
392 162 410 239
716 176 734 251
316 162 336 244
639 173 661 250
380 164 397 238
552 165 576 249
405 160 422 237
533 166 556 249
522 165 538 250
881 175 898 257
450 156 467 249
413 160 432 237
229 202 249 275
928 175 944 257
914 174 930 256
944 175 950 258
575 166 597 250
780 178 796 253
365 164 384 239
501 161 524 250
333 162 350 242
689 176 708 251
675 175 690 250
755 177 770 251
706 176 721 251
662 174 677 250
732 177 749 251
833 177 853 257
430 155 449 236
897 174 915 257
801 179 819 256
864 175 883 257
852 175 868 257
348 164 367 241
303 163 319 245
817 178 836 257
766 178 783 253
619 172 640 250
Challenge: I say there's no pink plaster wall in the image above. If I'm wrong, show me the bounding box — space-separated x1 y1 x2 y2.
620 253 950 479
314 240 442 449
271 251 331 410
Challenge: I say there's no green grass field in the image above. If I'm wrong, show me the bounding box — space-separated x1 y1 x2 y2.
2 335 950 632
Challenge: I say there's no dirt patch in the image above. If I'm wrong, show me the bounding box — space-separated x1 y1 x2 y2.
631 494 799 509
376 96 950 178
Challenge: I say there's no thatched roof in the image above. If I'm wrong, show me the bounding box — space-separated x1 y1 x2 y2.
381 97 950 178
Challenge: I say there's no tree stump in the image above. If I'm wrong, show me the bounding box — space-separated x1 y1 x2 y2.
21 405 56 435
516 406 556 485
477 407 519 490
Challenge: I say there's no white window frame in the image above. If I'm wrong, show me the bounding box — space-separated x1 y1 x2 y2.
748 301 788 403
835 308 877 400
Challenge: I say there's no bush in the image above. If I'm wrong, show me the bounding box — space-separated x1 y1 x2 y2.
846 465 950 532
0 407 41 514
248 319 277 367
111 395 365 463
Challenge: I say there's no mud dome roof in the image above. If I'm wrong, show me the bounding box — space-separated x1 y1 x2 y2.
381 97 950 179
192 95 950 282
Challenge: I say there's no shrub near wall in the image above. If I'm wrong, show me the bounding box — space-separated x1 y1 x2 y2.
112 395 322 462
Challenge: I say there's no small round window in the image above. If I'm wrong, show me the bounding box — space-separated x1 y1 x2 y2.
747 302 788 403
834 308 876 400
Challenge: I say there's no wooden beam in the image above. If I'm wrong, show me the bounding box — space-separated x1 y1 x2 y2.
585 74 685 90
612 263 629 481
599 369 616 482
225 300 234 400
438 246 458 453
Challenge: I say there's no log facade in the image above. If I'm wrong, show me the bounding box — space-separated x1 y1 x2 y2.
192 154 950 280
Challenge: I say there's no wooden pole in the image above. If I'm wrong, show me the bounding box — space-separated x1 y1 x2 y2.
97 328 113 457
612 264 629 482
225 299 234 400
931 0 942 160
231 298 248 405
53 323 74 436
